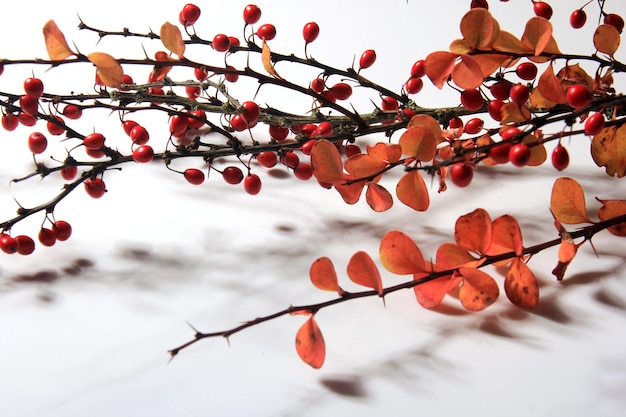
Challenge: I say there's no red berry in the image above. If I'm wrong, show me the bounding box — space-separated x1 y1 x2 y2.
465 118 484 134
570 9 587 29
300 124 318 138
315 121 333 137
223 166 244 184
489 81 511 101
359 49 376 70
19 95 38 116
303 22 320 43
345 144 362 157
24 77 44 99
460 89 484 111
187 109 206 129
269 124 289 141
405 77 424 94
225 65 239 83
123 120 139 136
470 0 489 9
133 145 154 163
584 113 605 135
294 163 313 180
28 132 47 154
86 148 105 159
244 174 262 195
61 166 78 181
212 34 231 52
381 97 399 111
38 228 56 247
501 126 521 140
318 90 337 105
130 126 150 145
449 117 463 130
488 100 504 121
330 82 352 100
1 234 18 254
52 220 72 241
184 168 205 185
450 162 473 187
533 1 553 20
516 62 538 80
509 83 530 106
83 133 105 150
310 78 325 93
230 115 248 132
240 101 260 123
489 142 512 164
2 114 18 131
46 115 66 136
243 4 261 25
170 115 189 135
551 144 569 171
566 84 592 108
194 67 209 81
121 74 134 91
256 24 276 41
604 13 624 34
180 3 201 26
185 85 201 100
62 104 82 120
15 235 35 255
410 60 425 78
17 112 37 126
257 151 277 168
280 151 300 169
229 37 240 47
509 143 531 167
84 177 107 198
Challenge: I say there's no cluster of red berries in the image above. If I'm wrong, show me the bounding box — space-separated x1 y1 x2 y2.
1 220 72 255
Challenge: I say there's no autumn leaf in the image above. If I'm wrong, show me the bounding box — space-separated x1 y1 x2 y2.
399 126 437 161
347 251 383 295
295 315 325 369
591 124 626 178
451 54 484 90
407 114 444 144
344 154 388 178
505 258 539 308
366 143 402 163
262 39 282 79
550 177 592 224
458 267 499 311
459 8 499 50
160 22 185 59
454 208 492 255
310 257 344 295
552 239 578 281
379 230 426 275
396 171 430 212
493 30 532 54
594 24 621 57
537 62 567 104
311 139 344 183
88 53 124 89
523 133 547 166
424 51 458 89
500 102 531 124
521 16 553 56
414 274 457 309
43 20 74 60
334 174 365 205
150 51 175 82
485 215 524 264
597 198 626 236
365 183 393 212
436 242 482 270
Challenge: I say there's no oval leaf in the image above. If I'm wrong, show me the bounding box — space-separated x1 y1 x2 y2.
344 154 388 178
489 214 524 258
436 242 481 270
521 16 553 56
295 315 325 369
414 275 455 309
160 22 185 59
88 52 123 89
310 257 343 295
43 20 74 60
365 183 393 212
597 199 626 236
460 8 498 50
455 208 492 255
379 230 426 275
262 39 282 79
458 267 499 311
399 126 437 161
550 177 592 224
505 258 539 308
591 124 626 178
347 251 383 295
311 139 344 183
451 54 484 89
334 174 365 205
594 24 620 57
396 171 430 212
424 51 458 89
407 114 444 144
537 62 567 104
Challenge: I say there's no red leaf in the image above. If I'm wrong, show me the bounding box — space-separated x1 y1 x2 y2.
454 208 492 255
379 230 426 275
550 177 592 224
458 267 499 311
311 139 344 183
295 315 325 369
399 126 437 161
309 257 343 295
424 51 458 89
88 52 124 89
436 242 482 270
414 273 458 309
334 174 365 205
452 54 484 90
347 251 383 295
396 171 430 212
485 214 524 262
505 258 539 308
344 154 388 178
365 183 393 212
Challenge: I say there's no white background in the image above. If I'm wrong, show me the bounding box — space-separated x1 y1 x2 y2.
1 1 626 416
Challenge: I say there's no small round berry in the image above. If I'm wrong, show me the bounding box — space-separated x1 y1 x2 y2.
465 118 484 134
509 83 530 105
224 66 239 83
84 177 107 198
169 115 189 135
315 121 333 137
570 9 587 29
184 168 205 185
269 124 289 141
584 113 605 135
256 24 276 41
133 145 154 163
509 143 531 167
180 3 201 26
303 22 320 43
19 95 38 116
46 116 66 136
449 117 463 130
185 86 201 100
405 77 424 94
330 82 352 100
61 166 78 181
450 162 473 187
187 109 207 130
15 235 35 255
381 97 399 111
83 133 106 150
223 166 244 184
280 151 300 169
243 4 262 25
310 78 326 93
24 77 44 99
566 84 592 108
533 1 553 20
52 220 72 241
460 89 484 111
359 49 377 70
212 34 231 52
410 60 425 78
38 228 57 247
551 144 569 171
17 113 37 126
62 104 82 120
488 100 504 121
194 67 208 81
130 125 150 145
244 174 262 195
2 114 18 131
257 151 277 168
123 120 139 136
470 0 489 9
0 234 18 254
230 115 248 132
28 132 47 154
240 101 260 123
294 163 313 181
489 81 511 101
489 142 512 164
516 62 538 80
604 13 625 34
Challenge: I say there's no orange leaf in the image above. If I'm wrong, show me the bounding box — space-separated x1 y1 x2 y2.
347 251 383 295
436 242 481 270
379 230 426 275
550 177 592 224
366 143 402 163
523 133 547 166
451 54 484 90
43 20 74 60
521 17 553 56
594 24 621 57
458 267 499 311
485 215 524 262
460 8 499 50
399 126 437 161
591 124 626 178
450 38 472 54
150 51 174 82
88 52 124 89
407 114 444 144
472 53 511 78
494 30 532 54
414 273 459 309
552 239 577 281
262 39 282 79
344 154 388 178
505 258 539 308
311 139 344 183
500 102 531 124
365 183 393 212
454 208 492 255
396 171 430 212
309 257 343 295
597 199 626 236
537 62 567 105
160 22 185 59
334 174 365 205
295 315 325 369
424 51 458 89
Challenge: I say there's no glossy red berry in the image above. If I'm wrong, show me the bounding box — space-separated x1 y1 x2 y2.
465 118 484 134
61 166 78 181
62 104 82 120
2 114 18 131
223 166 244 184
1 234 18 254
533 1 553 20
280 151 300 169
180 3 201 26
243 4 262 25
169 115 189 135
84 177 107 198
509 143 531 167
460 89 484 111
46 115 66 136
330 82 352 100
256 24 276 41
86 148 105 159
303 22 320 43
19 95 38 116
28 132 47 154
450 162 473 187
129 126 150 145
604 13 625 34
230 115 248 132
381 97 399 111
566 84 592 108
470 0 489 9
187 109 206 130
243 174 262 195
294 163 313 181
53 220 72 241
269 124 289 141
359 49 377 70
133 145 154 163
570 9 587 29
310 78 325 93
315 121 333 137
509 83 530 105
83 133 105 150
405 77 424 94
449 117 463 130
551 144 569 171
489 81 510 101
410 60 425 78
17 113 36 126
15 235 35 255
584 113 605 135
24 77 44 99
123 120 139 136
257 151 277 168
516 62 538 80
38 228 56 247
240 101 260 123
194 67 209 81
224 65 239 83
184 168 205 185
488 100 504 121
489 142 512 164
185 86 201 100
212 34 231 52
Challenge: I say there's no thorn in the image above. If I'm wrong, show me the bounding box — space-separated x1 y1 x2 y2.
588 238 600 258
224 335 231 347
